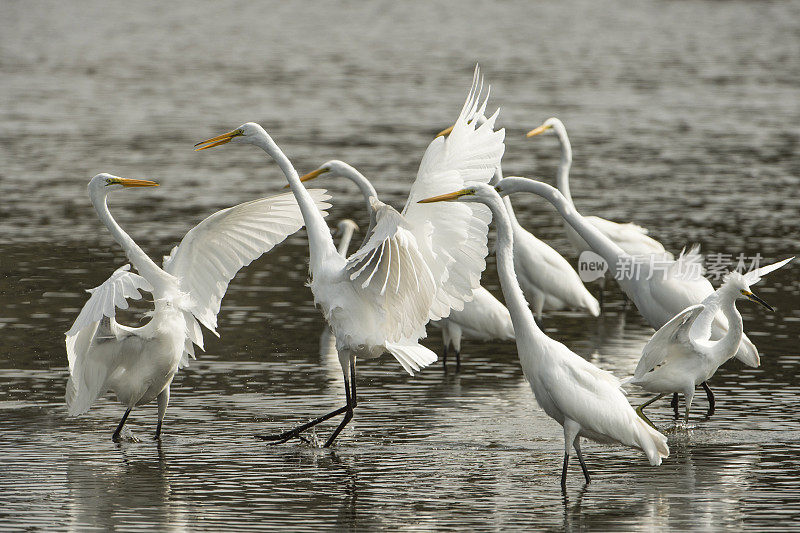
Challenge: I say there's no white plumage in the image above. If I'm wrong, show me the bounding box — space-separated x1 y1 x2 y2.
625 257 792 425
319 219 359 357
419 182 669 487
65 174 329 440
194 66 505 446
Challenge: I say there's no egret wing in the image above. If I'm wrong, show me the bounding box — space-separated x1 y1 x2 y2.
345 198 436 341
401 67 505 319
633 304 705 380
163 189 331 335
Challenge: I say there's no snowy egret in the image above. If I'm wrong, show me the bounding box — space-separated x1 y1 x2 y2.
194 67 504 446
625 257 792 426
66 174 329 441
419 182 669 487
493 176 762 411
297 159 515 370
527 118 668 306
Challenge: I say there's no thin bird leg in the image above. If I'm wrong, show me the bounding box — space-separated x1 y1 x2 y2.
154 387 170 440
561 453 570 490
112 408 132 442
573 439 591 484
255 405 350 444
635 393 665 429
324 357 358 447
671 393 680 418
442 344 448 371
455 350 461 371
701 381 715 417
561 421 581 489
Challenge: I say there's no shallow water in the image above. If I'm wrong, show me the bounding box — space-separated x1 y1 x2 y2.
2 0 800 530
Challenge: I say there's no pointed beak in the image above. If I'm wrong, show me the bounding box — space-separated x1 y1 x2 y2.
283 167 330 189
526 124 551 138
194 129 243 151
113 178 160 188
435 124 455 138
417 188 472 203
744 291 774 312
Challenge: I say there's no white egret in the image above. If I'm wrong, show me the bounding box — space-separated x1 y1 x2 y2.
625 257 792 426
194 68 505 446
527 117 669 307
419 182 669 488
66 174 329 441
491 176 762 414
297 159 515 370
437 124 600 321
319 219 360 357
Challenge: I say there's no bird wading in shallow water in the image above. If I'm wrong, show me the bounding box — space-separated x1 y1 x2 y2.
624 257 792 427
66 174 329 441
418 182 669 488
319 219 360 358
527 117 669 309
296 160 515 372
194 66 505 446
491 175 763 417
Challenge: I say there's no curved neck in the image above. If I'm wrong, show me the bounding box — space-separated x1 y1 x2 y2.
337 226 356 256
710 291 744 363
498 178 627 276
489 165 522 228
554 127 573 205
341 167 378 215
253 134 337 269
483 194 547 349
93 192 171 292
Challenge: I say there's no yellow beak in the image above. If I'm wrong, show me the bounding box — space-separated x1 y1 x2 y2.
282 167 330 189
435 124 455 138
194 129 243 151
526 124 552 138
112 178 159 188
417 188 473 203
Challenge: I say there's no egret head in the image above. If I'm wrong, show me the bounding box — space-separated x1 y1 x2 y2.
526 117 564 138
89 173 159 193
335 219 359 236
298 160 353 184
723 271 774 311
416 181 497 205
194 122 266 150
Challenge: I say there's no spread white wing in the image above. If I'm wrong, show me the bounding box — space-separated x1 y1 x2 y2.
345 198 436 340
65 264 153 340
402 66 505 320
163 189 331 335
632 304 705 380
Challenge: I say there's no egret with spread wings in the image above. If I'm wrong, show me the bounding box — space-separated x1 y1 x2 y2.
194 68 505 446
66 173 329 441
625 257 792 427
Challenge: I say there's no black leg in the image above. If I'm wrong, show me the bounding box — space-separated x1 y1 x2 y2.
442 345 448 371
112 408 132 442
561 453 569 489
256 405 350 444
455 350 461 371
671 393 679 418
701 381 715 417
574 441 591 484
324 362 357 448
635 393 665 429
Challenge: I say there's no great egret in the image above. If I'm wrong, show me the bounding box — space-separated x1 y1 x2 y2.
527 117 669 306
418 182 669 488
194 68 505 446
493 176 762 412
625 257 792 426
297 159 515 370
319 219 360 357
66 174 329 441
436 124 600 321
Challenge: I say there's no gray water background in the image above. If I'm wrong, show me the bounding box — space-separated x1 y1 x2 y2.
1 1 799 530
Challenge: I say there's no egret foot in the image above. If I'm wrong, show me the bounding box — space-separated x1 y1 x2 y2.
112 408 132 442
256 405 350 444
635 393 664 430
701 381 715 417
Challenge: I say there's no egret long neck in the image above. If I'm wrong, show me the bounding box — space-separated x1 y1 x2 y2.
500 178 628 277
342 167 379 215
554 127 574 205
253 134 337 269
709 290 744 364
93 192 172 292
485 194 548 355
489 166 522 229
337 226 356 256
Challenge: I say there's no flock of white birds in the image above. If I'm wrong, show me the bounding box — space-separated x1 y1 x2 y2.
65 67 792 488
